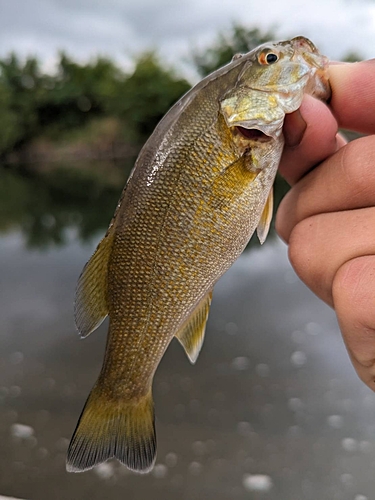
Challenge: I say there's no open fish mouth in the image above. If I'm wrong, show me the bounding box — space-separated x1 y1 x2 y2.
235 126 272 141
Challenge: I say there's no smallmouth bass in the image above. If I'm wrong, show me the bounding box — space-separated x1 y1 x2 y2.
67 36 330 473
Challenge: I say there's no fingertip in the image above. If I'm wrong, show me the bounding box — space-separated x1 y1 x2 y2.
328 60 375 133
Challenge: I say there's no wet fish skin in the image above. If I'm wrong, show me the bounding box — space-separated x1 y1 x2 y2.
67 37 330 474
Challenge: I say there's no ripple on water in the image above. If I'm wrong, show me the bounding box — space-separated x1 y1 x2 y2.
165 452 177 467
188 461 202 476
10 423 34 439
152 464 168 479
231 357 250 371
243 474 273 492
288 397 304 412
290 351 307 367
341 438 358 452
327 414 343 429
94 462 115 480
255 363 270 377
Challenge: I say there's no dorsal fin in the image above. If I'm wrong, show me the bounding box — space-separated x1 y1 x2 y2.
74 230 115 338
257 188 273 244
175 291 213 364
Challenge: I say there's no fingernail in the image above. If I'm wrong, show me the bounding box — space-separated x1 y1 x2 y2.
284 109 307 147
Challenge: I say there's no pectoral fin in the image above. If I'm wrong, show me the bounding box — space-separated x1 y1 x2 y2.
175 291 213 364
257 188 273 245
74 230 115 338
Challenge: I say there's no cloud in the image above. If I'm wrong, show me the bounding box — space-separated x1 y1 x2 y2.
0 0 374 76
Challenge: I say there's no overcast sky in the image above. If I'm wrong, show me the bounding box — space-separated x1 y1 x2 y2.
1 0 374 79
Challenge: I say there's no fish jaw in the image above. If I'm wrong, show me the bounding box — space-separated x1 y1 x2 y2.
290 37 331 102
220 36 330 142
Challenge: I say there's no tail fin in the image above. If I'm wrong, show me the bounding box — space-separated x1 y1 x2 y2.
66 384 156 474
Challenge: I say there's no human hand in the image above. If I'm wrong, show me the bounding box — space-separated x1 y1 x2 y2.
276 60 375 390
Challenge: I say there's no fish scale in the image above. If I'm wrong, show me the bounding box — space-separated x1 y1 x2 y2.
67 36 330 474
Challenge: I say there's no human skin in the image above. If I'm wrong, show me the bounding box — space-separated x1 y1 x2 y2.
276 60 375 390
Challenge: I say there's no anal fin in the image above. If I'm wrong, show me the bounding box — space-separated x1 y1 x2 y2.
257 188 273 245
175 290 213 364
75 230 115 338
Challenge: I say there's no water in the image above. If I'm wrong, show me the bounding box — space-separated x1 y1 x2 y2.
1 167 375 500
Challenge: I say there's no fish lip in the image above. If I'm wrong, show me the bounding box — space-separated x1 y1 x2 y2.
290 36 319 54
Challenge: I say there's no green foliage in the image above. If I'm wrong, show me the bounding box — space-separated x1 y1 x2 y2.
0 54 43 151
0 50 190 158
343 51 363 62
0 83 19 152
0 165 130 248
109 52 190 141
37 54 123 138
192 24 277 76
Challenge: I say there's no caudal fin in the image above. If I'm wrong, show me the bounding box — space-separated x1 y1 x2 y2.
66 384 156 473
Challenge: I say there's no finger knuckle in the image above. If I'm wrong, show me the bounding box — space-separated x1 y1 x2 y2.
340 136 375 199
333 257 375 369
288 216 320 281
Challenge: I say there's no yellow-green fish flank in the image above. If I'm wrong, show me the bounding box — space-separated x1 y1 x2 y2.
67 36 330 473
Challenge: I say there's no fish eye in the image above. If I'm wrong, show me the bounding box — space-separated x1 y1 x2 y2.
266 53 278 64
258 51 279 65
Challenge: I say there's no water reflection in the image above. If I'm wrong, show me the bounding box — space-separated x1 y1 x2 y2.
0 162 133 248
1 164 374 500
0 238 373 500
0 162 289 250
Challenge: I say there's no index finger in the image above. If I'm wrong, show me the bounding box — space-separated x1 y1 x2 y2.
329 60 375 134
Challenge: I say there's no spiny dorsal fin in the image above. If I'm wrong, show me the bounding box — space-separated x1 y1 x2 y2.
175 290 213 364
257 188 273 245
74 231 115 338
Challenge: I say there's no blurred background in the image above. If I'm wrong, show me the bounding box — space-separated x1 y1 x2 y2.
1 1 375 499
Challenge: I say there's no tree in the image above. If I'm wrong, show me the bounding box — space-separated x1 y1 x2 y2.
343 51 363 63
0 54 43 152
192 24 276 77
111 52 190 142
37 54 123 137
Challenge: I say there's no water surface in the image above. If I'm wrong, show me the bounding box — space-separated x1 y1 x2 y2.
0 167 374 500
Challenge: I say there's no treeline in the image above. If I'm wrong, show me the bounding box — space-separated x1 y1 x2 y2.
0 51 191 161
0 26 362 247
0 24 362 163
0 24 363 163
0 26 286 162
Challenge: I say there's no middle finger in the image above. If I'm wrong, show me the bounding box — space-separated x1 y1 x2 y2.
276 135 375 242
288 207 375 306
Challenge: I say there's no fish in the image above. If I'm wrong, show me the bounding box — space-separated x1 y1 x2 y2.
66 36 330 474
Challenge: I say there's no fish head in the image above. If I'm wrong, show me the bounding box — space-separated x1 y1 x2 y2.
220 36 330 142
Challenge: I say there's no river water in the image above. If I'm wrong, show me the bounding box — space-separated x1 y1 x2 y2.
0 168 374 500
